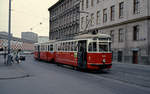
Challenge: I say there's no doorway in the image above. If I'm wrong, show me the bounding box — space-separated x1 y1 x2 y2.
77 40 87 69
133 51 138 64
118 51 123 62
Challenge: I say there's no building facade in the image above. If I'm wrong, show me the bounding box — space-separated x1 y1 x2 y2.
48 0 80 40
80 0 150 65
21 32 38 43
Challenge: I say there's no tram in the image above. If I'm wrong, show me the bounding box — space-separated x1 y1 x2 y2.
34 34 112 70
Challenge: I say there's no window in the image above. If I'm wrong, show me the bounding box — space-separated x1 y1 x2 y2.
133 25 139 41
97 0 100 4
110 5 115 21
96 11 101 24
110 30 114 42
74 41 78 51
86 15 88 25
119 2 124 18
86 0 88 8
81 17 84 29
118 28 124 42
48 45 50 51
50 45 53 51
91 0 94 7
118 51 123 62
88 42 97 52
91 13 94 26
103 8 107 23
133 0 140 14
99 42 108 52
81 0 84 10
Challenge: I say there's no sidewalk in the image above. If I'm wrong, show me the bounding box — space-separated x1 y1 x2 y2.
110 61 150 88
112 61 150 69
0 55 29 80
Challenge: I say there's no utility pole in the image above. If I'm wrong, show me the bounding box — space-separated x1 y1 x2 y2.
7 0 12 65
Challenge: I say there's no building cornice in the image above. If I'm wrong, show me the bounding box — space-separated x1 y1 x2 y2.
81 16 150 32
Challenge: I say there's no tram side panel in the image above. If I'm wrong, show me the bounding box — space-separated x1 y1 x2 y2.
47 51 55 62
55 52 78 66
40 51 47 61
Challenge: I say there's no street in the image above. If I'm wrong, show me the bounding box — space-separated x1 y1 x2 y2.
0 55 150 94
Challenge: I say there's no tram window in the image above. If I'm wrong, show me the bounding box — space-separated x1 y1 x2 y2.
44 45 46 51
68 42 70 51
71 42 73 51
99 42 108 52
88 43 92 52
109 43 111 52
93 42 97 51
65 43 67 51
62 43 64 51
46 45 48 51
88 42 97 52
67 42 69 51
45 45 47 51
63 43 65 51
74 42 77 51
55 44 57 51
50 45 53 51
57 44 59 51
48 45 50 51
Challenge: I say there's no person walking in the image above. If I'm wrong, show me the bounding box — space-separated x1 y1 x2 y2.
4 47 7 64
10 51 14 63
15 49 21 64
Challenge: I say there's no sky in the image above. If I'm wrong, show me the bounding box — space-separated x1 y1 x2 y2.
0 0 58 38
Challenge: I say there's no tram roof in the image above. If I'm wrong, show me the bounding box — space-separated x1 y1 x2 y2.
34 40 56 45
74 33 111 40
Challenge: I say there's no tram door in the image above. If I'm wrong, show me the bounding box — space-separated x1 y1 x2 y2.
77 40 87 69
37 45 40 59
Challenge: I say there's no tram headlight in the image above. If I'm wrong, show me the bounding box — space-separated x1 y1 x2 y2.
102 59 106 63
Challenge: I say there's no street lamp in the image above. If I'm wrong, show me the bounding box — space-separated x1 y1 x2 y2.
7 0 12 65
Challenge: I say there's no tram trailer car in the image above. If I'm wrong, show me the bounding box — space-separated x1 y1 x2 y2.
34 41 55 62
34 34 112 70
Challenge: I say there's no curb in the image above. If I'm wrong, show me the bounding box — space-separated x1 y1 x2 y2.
0 74 30 80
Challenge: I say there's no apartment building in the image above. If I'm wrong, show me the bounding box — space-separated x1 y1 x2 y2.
48 0 80 40
80 0 150 65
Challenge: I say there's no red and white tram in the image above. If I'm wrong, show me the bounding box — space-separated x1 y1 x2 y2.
34 34 112 70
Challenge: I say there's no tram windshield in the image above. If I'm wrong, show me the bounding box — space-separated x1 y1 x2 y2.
99 42 109 52
88 39 111 53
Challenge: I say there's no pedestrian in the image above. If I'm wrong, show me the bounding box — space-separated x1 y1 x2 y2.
10 51 14 63
15 49 21 64
4 47 7 64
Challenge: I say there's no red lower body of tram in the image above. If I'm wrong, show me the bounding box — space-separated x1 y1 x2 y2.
55 52 78 66
34 51 55 62
86 53 112 70
34 51 112 70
